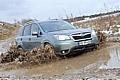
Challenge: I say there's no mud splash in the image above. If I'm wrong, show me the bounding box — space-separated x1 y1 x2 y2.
0 45 59 64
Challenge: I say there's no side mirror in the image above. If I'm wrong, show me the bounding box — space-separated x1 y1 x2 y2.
40 32 42 35
32 32 38 36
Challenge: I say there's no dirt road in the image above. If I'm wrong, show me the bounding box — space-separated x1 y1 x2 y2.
0 40 120 79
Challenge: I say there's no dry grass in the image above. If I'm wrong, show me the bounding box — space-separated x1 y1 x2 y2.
74 13 120 31
0 23 19 40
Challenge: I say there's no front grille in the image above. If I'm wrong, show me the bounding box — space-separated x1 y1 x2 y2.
72 33 91 40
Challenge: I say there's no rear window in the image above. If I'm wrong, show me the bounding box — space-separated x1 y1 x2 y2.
23 25 31 36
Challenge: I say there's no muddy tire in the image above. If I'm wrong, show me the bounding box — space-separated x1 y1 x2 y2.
44 44 67 59
44 43 59 59
44 44 55 54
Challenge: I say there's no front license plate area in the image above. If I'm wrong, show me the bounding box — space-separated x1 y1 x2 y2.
79 40 91 45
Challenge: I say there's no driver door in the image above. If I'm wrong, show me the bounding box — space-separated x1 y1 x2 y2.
30 23 42 49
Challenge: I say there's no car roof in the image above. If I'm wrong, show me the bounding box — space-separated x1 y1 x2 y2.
23 19 65 26
38 20 64 24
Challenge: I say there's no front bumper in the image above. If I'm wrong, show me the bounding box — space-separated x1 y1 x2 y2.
54 38 98 55
70 43 96 53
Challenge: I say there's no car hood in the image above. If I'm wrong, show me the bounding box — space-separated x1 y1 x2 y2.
48 28 92 35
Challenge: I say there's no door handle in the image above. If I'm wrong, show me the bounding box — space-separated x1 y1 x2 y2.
21 38 22 41
29 38 31 41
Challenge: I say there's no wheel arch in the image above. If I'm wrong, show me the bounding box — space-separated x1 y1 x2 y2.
43 41 55 48
17 45 23 49
43 41 51 46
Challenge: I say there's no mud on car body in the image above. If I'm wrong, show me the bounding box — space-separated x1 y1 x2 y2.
15 20 99 55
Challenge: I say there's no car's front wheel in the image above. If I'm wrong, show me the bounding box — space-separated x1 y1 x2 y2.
44 43 60 59
44 43 66 58
44 43 55 54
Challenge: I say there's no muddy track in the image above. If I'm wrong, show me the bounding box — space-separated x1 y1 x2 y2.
0 42 120 79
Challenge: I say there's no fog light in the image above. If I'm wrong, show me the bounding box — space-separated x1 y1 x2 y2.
61 49 69 54
62 51 65 54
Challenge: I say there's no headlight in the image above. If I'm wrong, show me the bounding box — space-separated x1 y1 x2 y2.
54 35 71 41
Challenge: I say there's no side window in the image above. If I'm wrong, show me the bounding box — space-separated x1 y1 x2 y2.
31 24 39 33
23 25 31 36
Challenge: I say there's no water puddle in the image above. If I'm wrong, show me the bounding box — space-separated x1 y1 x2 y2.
26 43 120 76
25 46 110 76
99 44 120 69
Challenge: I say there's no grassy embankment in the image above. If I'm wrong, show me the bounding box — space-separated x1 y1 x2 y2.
0 22 19 40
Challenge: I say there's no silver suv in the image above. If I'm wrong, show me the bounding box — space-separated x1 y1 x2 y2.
16 20 99 55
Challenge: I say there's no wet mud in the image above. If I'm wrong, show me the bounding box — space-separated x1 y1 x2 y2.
0 42 120 79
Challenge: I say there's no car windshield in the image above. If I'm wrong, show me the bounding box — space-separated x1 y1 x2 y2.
39 21 76 32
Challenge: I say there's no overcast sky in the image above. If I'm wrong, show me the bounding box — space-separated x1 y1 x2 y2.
0 0 120 23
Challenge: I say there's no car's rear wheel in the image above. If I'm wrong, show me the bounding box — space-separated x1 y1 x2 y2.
17 46 24 52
